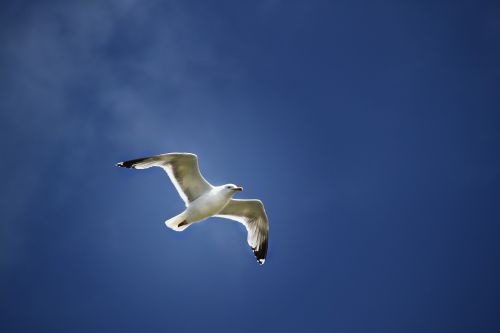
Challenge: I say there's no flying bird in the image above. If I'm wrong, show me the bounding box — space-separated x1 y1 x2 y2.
116 152 269 265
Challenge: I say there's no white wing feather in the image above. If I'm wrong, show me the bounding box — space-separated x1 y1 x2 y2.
116 153 213 205
216 199 269 265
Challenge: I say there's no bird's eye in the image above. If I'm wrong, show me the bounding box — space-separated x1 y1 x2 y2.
226 186 231 189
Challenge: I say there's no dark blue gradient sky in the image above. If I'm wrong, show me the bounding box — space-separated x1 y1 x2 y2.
1 1 500 332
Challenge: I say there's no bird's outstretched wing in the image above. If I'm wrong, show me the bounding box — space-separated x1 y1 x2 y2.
116 153 213 205
216 199 269 265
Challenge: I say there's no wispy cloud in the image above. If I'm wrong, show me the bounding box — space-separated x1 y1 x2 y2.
0 0 242 270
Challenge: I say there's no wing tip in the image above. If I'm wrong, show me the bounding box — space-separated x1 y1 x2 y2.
115 158 146 169
252 245 267 266
116 161 135 168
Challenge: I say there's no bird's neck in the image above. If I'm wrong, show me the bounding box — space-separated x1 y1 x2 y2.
214 187 234 200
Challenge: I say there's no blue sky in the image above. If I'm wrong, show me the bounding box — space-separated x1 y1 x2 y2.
1 0 499 332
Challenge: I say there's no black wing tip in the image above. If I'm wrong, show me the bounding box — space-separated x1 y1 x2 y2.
115 157 150 169
252 242 268 266
115 161 135 168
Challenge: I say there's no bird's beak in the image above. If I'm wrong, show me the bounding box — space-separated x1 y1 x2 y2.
233 186 243 192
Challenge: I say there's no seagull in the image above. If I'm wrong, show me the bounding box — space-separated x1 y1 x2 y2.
116 152 269 265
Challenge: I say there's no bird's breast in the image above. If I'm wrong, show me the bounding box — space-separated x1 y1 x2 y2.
186 192 230 222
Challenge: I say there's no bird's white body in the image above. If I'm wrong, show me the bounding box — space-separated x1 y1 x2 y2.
165 186 238 231
185 187 233 223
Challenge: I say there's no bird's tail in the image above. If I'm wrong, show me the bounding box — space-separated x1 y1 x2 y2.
165 212 190 232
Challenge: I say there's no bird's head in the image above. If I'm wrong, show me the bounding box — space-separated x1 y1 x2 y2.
222 184 243 195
